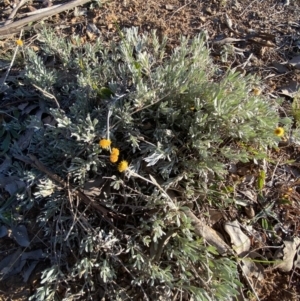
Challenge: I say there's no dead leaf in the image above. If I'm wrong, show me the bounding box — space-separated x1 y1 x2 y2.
208 209 223 225
240 258 264 282
86 30 96 41
0 155 11 173
0 175 26 196
21 249 44 260
106 13 118 23
87 23 101 35
0 225 8 238
5 180 26 195
224 220 250 255
11 224 30 247
184 209 230 255
17 129 34 151
289 55 300 69
70 17 78 24
235 198 251 207
74 6 87 17
86 23 101 40
165 4 174 10
23 261 39 282
293 245 300 269
0 249 23 280
252 87 261 96
244 206 255 218
274 237 300 272
225 13 234 31
17 102 29 110
83 177 109 198
0 248 45 282
278 81 300 98
30 45 40 52
22 104 39 115
42 115 56 126
272 62 289 73
238 190 257 203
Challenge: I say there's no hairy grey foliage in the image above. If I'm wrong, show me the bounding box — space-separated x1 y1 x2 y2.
0 27 291 301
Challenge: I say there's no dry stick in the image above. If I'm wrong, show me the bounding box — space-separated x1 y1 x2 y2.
183 209 232 256
211 37 245 46
18 4 62 18
4 0 29 26
239 0 259 17
237 260 261 301
0 0 92 37
166 1 192 21
32 83 60 108
0 30 23 92
247 38 275 47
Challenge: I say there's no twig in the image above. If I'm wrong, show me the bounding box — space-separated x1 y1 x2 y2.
0 0 92 37
270 159 281 186
183 208 232 255
18 4 61 18
211 37 245 46
32 83 60 108
247 38 275 47
166 1 192 21
237 53 253 69
4 0 29 26
239 0 259 17
128 171 177 208
107 109 112 140
0 30 23 93
237 260 261 301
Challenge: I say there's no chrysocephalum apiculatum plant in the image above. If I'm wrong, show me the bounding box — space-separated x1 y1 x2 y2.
0 26 291 300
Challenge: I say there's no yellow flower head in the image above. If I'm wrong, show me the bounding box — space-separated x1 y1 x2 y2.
16 39 23 46
252 88 261 96
274 127 284 137
99 139 111 149
110 154 119 163
111 147 120 156
118 160 128 172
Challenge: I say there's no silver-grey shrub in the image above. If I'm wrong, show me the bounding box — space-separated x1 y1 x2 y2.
0 27 290 300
